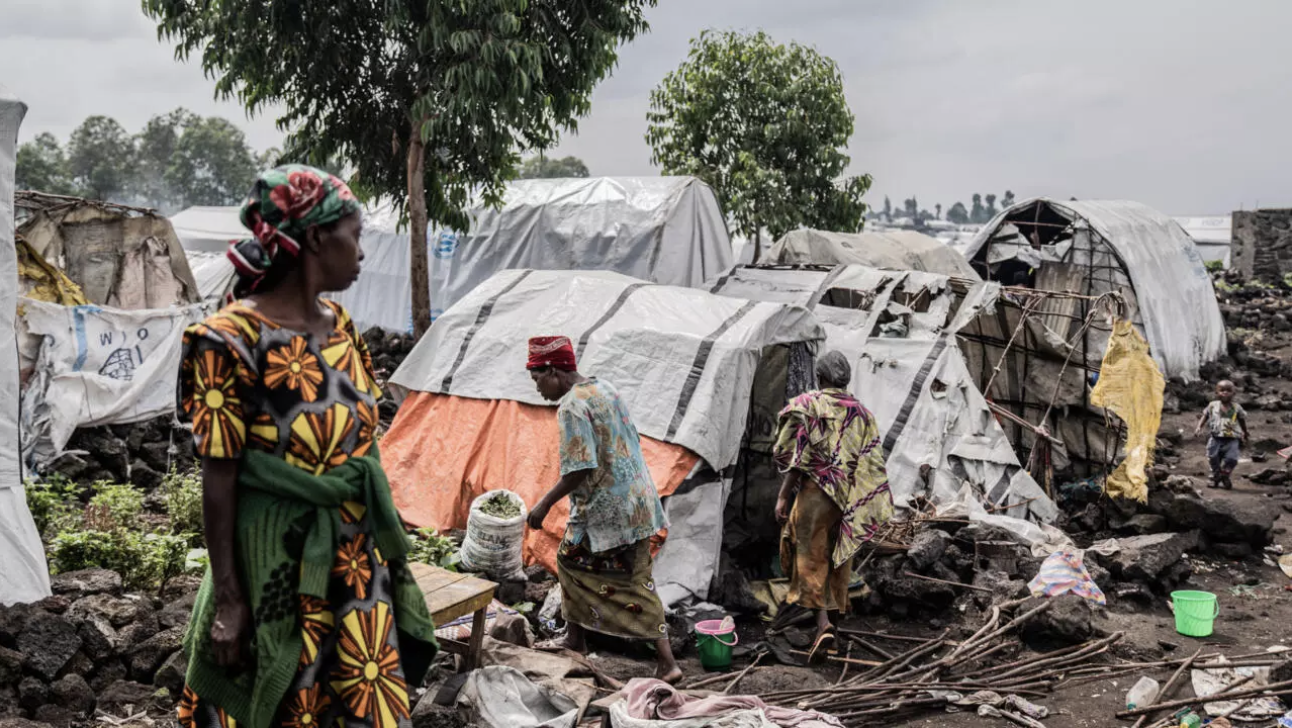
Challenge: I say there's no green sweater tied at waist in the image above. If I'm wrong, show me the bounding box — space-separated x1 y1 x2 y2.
182 447 436 728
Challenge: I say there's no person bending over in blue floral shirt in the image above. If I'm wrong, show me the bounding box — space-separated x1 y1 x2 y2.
524 335 681 684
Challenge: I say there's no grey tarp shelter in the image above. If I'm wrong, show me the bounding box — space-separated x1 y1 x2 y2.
767 228 980 279
386 269 826 605
175 176 733 333
0 87 52 604
707 265 1058 540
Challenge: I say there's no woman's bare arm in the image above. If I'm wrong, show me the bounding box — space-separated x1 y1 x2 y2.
202 457 249 668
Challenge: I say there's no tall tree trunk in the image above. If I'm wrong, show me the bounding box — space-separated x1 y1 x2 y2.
751 229 761 264
407 126 431 338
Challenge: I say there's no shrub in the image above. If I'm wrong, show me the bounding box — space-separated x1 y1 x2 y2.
48 528 196 592
24 476 81 539
84 482 145 532
160 467 204 545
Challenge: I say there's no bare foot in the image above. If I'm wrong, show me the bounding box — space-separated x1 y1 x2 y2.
656 666 683 685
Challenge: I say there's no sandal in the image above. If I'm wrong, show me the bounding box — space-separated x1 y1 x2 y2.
806 629 836 664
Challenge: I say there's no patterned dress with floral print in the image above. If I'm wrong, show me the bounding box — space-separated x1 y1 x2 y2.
177 299 413 728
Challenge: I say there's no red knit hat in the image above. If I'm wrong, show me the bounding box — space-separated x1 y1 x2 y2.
526 335 577 372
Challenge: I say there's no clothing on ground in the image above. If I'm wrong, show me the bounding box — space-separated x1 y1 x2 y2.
780 482 851 612
772 388 894 567
178 299 434 728
557 378 667 553
616 677 845 728
557 535 668 641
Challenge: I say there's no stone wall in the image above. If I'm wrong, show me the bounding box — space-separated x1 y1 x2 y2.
1233 208 1292 283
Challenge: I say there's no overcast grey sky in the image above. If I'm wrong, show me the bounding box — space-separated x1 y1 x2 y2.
4 0 1291 214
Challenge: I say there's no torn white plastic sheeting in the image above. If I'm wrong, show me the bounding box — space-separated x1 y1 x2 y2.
1191 655 1287 721
653 478 730 606
389 269 825 471
0 85 51 605
707 264 1057 525
20 300 208 464
934 484 1073 555
456 665 580 728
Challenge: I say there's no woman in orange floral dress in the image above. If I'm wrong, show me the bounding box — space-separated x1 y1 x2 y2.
176 166 435 728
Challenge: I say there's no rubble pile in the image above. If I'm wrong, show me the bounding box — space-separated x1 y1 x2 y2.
361 328 416 422
0 569 200 726
43 418 194 490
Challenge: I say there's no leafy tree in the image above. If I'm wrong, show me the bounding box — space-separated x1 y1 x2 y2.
67 116 135 201
882 196 892 221
146 0 654 337
15 132 78 195
903 197 918 221
934 203 942 220
1002 189 1016 209
256 147 282 170
646 30 871 262
133 108 198 210
984 193 998 220
165 116 259 208
970 193 986 224
947 201 969 225
918 208 932 224
517 155 590 179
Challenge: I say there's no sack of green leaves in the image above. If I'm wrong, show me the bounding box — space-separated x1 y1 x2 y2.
459 490 528 581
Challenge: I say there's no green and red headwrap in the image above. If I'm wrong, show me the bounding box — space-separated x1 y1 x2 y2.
227 164 361 294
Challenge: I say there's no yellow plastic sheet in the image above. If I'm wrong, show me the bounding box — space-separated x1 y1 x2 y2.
1090 320 1164 502
16 236 88 306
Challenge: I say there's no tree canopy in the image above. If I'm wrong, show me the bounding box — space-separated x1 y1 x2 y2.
68 116 136 202
517 155 590 179
16 109 262 212
15 133 77 195
145 0 654 335
646 30 871 260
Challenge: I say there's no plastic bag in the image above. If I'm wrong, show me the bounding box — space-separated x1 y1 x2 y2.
459 490 528 581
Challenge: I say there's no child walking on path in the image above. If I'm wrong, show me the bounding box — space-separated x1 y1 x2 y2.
1195 380 1248 489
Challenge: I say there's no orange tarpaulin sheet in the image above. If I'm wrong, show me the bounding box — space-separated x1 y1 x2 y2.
382 391 701 575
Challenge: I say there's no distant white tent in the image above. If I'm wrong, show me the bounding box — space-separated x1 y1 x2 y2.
1173 215 1232 268
766 228 980 279
174 177 733 334
1 86 53 605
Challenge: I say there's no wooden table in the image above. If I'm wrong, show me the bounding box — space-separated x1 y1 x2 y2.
410 562 497 670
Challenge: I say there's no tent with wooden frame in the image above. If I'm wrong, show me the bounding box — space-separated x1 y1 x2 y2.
954 198 1224 475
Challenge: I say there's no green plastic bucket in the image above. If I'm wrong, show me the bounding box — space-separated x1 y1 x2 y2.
1171 590 1219 637
695 619 738 671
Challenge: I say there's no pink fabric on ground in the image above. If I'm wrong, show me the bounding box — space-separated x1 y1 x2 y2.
621 678 844 728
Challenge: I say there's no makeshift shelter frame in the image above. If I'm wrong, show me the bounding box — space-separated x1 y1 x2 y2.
964 198 1146 479
721 263 1125 493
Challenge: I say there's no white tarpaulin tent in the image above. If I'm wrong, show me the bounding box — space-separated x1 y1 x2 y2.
1 86 52 604
961 198 1225 380
767 228 980 279
173 177 733 334
385 269 825 604
707 265 1057 525
390 269 821 471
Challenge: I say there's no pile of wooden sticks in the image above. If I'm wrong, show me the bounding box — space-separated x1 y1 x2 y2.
752 597 1291 727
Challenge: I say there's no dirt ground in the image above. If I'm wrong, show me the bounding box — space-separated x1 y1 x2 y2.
571 341 1292 727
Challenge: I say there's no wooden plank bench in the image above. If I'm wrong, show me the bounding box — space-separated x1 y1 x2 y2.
410 562 497 670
